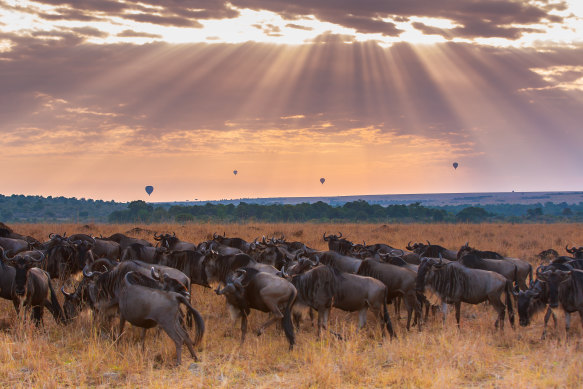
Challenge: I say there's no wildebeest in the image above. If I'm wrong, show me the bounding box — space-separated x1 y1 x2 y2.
416 257 515 329
118 271 205 365
0 237 30 255
289 264 395 338
103 233 152 251
157 249 210 288
357 259 420 330
318 251 362 274
323 232 354 255
212 233 254 253
154 232 196 251
203 252 279 284
515 278 557 335
215 267 296 349
458 254 521 290
457 242 504 259
536 266 583 338
406 241 458 260
120 243 167 263
1 249 65 325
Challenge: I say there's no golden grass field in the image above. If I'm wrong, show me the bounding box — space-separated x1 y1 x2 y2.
1 223 583 388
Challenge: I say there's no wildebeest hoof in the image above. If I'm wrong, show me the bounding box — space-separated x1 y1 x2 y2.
256 329 263 336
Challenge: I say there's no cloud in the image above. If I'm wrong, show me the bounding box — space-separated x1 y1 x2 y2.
230 0 565 39
117 29 162 39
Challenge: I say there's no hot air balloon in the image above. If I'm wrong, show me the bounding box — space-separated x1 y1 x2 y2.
145 185 154 196
452 162 459 170
233 170 238 176
320 178 325 184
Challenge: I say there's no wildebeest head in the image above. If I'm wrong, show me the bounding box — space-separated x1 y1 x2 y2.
72 239 94 270
566 245 583 259
515 280 546 327
61 277 91 321
215 269 247 296
4 251 44 297
415 257 447 293
536 266 571 308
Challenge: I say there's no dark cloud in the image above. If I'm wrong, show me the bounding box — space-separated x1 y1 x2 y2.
230 0 564 39
28 0 239 27
69 27 109 38
117 30 162 39
285 23 313 31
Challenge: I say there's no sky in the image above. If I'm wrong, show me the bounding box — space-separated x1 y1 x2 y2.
1 0 582 202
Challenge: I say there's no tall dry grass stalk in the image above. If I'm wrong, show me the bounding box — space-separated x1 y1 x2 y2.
0 223 582 387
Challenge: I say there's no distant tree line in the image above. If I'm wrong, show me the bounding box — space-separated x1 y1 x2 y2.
3 194 583 224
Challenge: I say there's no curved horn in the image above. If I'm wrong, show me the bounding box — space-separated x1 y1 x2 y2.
49 233 56 239
281 266 289 277
406 241 413 250
29 251 45 263
213 232 218 239
61 285 72 297
151 267 160 280
323 232 329 241
83 266 95 278
153 232 161 240
566 245 575 254
427 240 431 246
172 232 176 237
337 232 342 238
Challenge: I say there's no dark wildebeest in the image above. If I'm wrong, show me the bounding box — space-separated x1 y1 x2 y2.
0 237 30 255
416 257 515 329
457 244 532 290
318 251 362 274
157 249 210 288
215 267 296 349
406 241 458 260
104 233 152 251
203 252 279 285
458 254 521 290
154 232 196 251
356 259 421 330
120 243 167 263
323 232 354 255
288 264 395 338
118 271 204 365
212 233 254 253
536 266 583 338
566 245 583 259
537 249 559 262
514 276 558 336
0 226 41 248
1 250 65 325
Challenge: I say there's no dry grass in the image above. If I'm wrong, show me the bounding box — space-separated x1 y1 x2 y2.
1 223 583 388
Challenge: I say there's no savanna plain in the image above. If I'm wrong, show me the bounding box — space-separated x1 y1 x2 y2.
1 223 583 388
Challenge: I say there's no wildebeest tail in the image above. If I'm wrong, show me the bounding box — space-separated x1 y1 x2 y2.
177 295 205 347
512 264 519 293
383 292 396 339
47 274 66 324
505 280 515 328
282 290 296 350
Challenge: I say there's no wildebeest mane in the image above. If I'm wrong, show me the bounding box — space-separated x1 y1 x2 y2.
357 259 391 285
216 254 254 283
559 270 583 312
459 254 490 271
425 263 469 301
385 256 408 267
291 265 337 304
125 271 160 289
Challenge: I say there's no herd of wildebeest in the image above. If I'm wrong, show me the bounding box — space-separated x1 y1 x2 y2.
1 224 583 365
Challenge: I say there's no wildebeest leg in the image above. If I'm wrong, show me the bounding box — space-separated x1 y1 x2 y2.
32 306 43 327
160 325 184 366
256 302 284 336
394 296 401 319
117 316 126 340
441 302 448 326
490 296 505 330
176 324 199 362
358 308 368 330
454 302 461 329
240 312 248 345
141 328 148 351
565 312 571 339
542 307 553 339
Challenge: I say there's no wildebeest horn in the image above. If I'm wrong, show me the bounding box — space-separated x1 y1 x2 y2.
281 266 289 277
28 251 45 263
262 236 267 244
49 233 56 239
61 285 72 297
210 248 219 255
154 232 161 240
151 267 160 280
406 241 413 250
172 232 176 237
566 245 575 254
213 232 218 239
464 241 469 247
314 255 320 265
427 240 431 245
337 232 342 238
323 232 328 241
83 266 95 278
